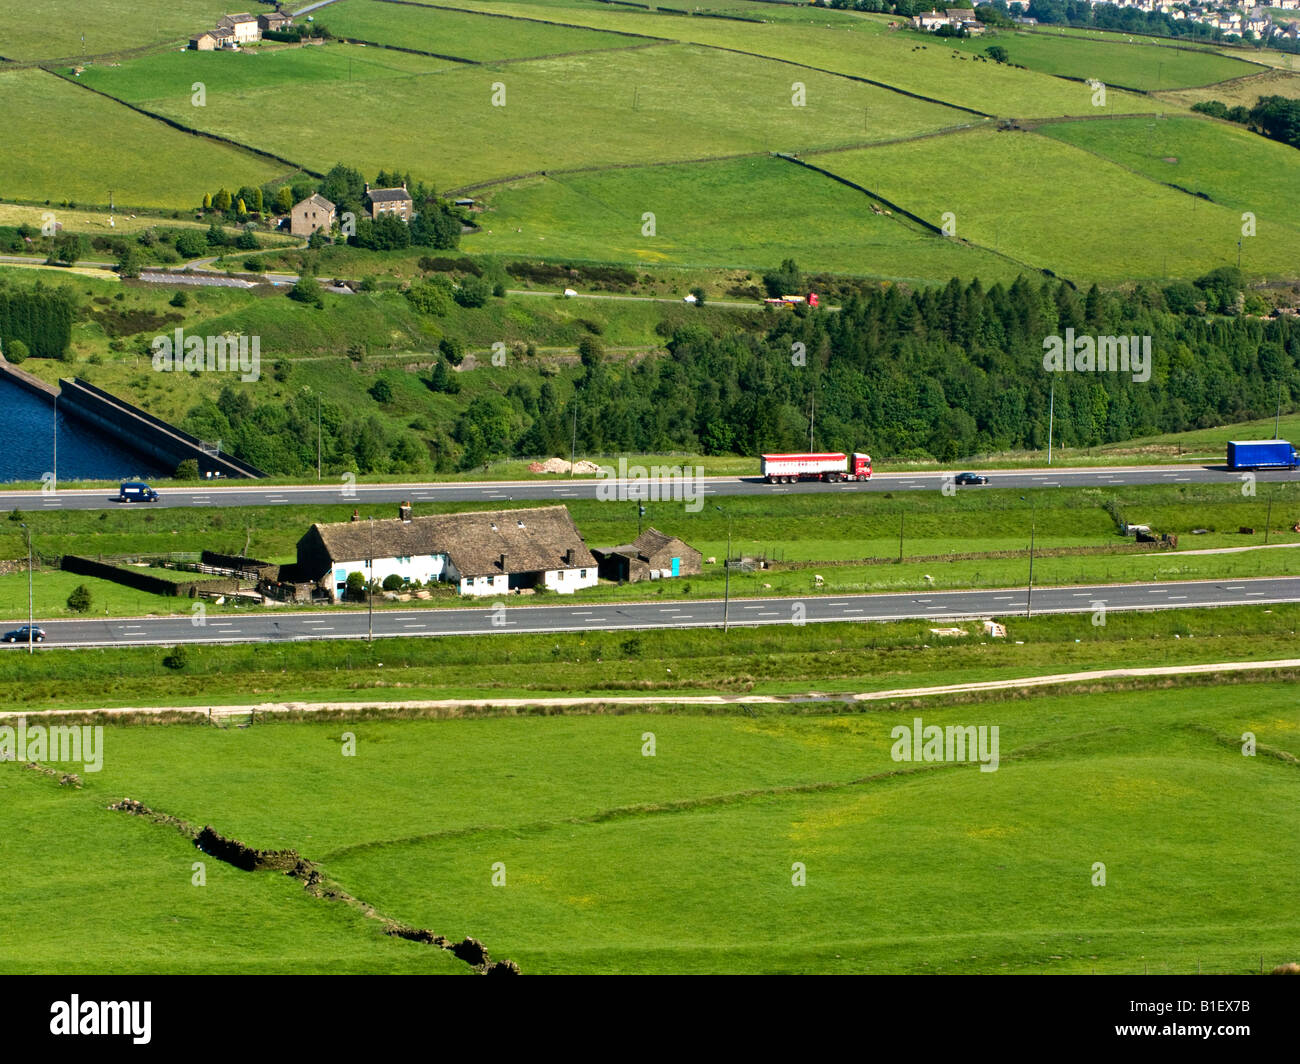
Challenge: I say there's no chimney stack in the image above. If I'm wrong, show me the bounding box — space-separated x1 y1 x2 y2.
398 502 412 523
499 553 507 571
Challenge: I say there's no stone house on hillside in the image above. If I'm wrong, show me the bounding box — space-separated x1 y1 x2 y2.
290 193 335 237
366 184 414 221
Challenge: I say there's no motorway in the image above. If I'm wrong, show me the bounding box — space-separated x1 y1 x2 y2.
3 464 1295 513
4 576 1296 649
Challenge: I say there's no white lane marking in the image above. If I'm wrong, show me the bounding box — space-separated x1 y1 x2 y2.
842 608 864 614
993 595 1014 600
1224 586 1244 590
1147 589 1168 594
674 615 694 620
403 624 427 629
1168 595 1187 600
659 608 680 612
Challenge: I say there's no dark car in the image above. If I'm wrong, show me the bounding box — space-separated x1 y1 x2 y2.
954 472 989 486
4 625 46 643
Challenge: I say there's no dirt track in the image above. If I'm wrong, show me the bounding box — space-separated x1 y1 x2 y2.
4 658 1297 721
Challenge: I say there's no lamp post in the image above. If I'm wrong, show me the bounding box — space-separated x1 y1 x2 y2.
367 515 374 643
714 505 731 633
19 523 33 654
53 391 58 487
1020 496 1036 619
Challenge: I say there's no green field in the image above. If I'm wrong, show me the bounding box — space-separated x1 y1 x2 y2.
938 26 1260 90
6 678 1296 973
76 42 966 188
324 0 641 60
466 0 1171 117
0 0 232 61
1039 115 1300 223
813 127 1300 282
3 604 1298 711
0 68 290 210
0 768 466 973
464 155 1022 281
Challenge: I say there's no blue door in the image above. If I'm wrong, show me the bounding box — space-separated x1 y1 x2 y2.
671 556 680 577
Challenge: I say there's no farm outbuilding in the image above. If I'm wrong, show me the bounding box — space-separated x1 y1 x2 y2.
592 528 701 583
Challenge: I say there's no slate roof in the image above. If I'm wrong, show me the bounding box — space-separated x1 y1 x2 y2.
367 187 413 203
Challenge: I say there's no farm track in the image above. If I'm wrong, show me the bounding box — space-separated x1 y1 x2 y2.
8 658 1297 725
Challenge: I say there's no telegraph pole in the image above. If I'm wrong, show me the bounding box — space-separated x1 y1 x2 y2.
20 523 33 654
367 516 374 643
714 505 731 633
1021 496 1036 619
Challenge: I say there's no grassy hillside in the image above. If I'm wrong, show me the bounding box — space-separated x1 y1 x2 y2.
76 41 965 188
323 0 641 59
938 26 1261 90
813 127 1300 282
0 0 232 61
463 155 1022 281
0 68 290 210
464 0 1171 117
8 679 1294 973
1039 115 1300 222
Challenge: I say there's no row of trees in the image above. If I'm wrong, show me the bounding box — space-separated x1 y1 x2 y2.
1193 96 1300 151
180 267 1298 475
0 281 76 360
462 271 1298 467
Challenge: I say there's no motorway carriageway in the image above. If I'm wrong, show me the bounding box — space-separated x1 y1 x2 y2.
2 464 1296 513
3 576 1297 649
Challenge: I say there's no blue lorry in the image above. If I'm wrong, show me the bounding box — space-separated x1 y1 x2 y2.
1226 440 1300 470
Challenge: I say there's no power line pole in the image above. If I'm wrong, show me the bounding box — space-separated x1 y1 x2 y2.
714 505 731 634
20 523 33 655
367 516 374 643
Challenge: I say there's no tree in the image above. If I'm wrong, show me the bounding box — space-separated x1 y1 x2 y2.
288 275 323 307
274 185 294 214
382 573 405 591
439 336 464 365
762 257 802 298
46 233 87 266
369 377 395 404
67 584 93 613
213 188 232 212
235 228 259 250
202 192 212 210
345 571 368 602
175 458 199 479
169 290 189 308
985 45 1009 63
175 229 208 258
162 644 189 670
4 338 29 363
320 163 366 215
453 274 491 308
235 197 248 217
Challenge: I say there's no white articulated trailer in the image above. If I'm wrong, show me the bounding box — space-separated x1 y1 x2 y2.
760 451 871 484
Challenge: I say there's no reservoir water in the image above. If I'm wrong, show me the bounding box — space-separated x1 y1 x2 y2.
0 376 167 482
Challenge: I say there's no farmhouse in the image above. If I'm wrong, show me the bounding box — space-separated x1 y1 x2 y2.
258 9 294 33
217 13 262 44
293 505 600 599
290 193 336 237
592 528 702 583
366 183 414 221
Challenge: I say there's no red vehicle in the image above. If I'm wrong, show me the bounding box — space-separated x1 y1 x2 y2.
760 451 871 484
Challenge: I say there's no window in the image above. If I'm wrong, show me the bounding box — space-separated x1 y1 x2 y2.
580 570 587 579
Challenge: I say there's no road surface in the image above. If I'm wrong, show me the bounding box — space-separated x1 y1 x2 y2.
5 464 1294 513
4 576 1295 649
